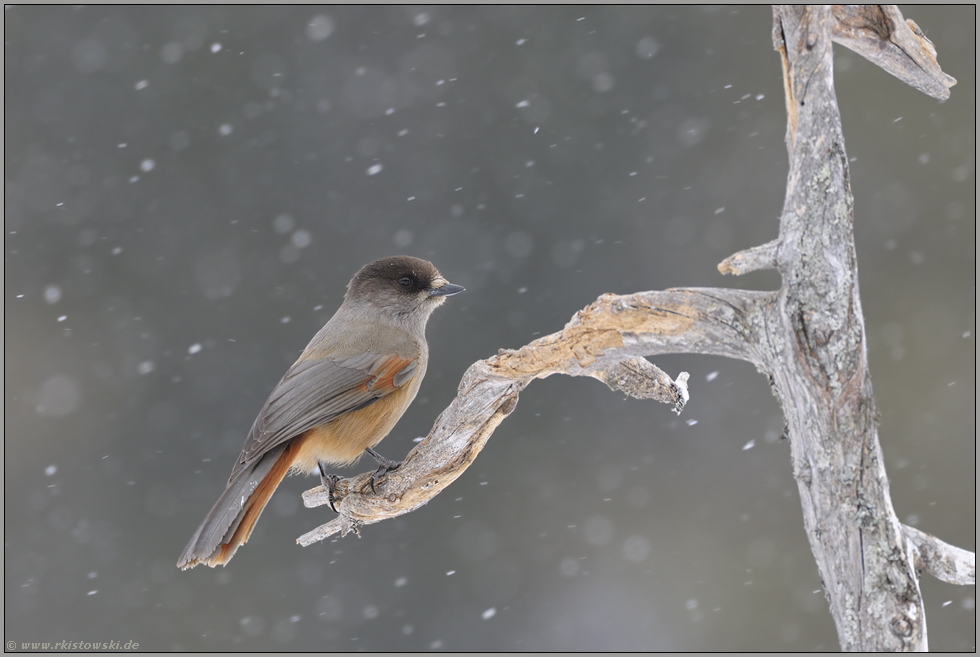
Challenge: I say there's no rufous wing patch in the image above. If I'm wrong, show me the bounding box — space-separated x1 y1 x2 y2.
365 356 418 395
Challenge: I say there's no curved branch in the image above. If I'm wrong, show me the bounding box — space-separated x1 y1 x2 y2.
298 287 768 545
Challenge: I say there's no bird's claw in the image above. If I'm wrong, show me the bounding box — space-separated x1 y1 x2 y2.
369 459 402 493
364 447 402 494
318 462 343 513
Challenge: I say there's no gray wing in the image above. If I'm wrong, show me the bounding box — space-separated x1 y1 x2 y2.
229 352 419 482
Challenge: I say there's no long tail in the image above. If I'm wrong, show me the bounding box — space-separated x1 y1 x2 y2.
177 440 300 570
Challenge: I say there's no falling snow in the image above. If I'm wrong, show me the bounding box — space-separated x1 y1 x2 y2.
44 285 62 304
5 7 971 653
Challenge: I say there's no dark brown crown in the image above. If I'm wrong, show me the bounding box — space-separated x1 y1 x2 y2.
347 256 442 300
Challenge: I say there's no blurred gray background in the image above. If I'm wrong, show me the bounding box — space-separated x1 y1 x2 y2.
5 5 974 651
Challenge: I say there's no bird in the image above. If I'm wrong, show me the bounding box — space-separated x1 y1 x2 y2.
177 256 463 569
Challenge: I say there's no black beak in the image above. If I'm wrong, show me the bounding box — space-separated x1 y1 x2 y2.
429 283 465 297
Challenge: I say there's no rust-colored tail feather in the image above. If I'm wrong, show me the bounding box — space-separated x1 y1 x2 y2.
177 439 301 570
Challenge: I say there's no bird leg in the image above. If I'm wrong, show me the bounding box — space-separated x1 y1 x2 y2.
317 462 343 513
365 447 402 493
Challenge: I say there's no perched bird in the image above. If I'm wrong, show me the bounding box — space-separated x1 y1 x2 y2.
177 256 463 569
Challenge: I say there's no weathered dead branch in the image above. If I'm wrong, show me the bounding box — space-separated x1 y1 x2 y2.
830 5 957 100
298 288 765 545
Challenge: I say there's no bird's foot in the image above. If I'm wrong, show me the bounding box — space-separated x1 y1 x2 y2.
365 447 402 493
317 462 343 513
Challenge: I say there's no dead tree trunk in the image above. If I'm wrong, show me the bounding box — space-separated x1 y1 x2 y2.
298 5 972 650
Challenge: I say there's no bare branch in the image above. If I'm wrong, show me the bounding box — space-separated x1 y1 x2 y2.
598 358 690 414
831 5 957 100
718 239 779 276
298 288 767 545
904 525 977 586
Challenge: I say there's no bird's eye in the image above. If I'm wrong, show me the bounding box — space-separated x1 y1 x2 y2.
399 276 414 288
